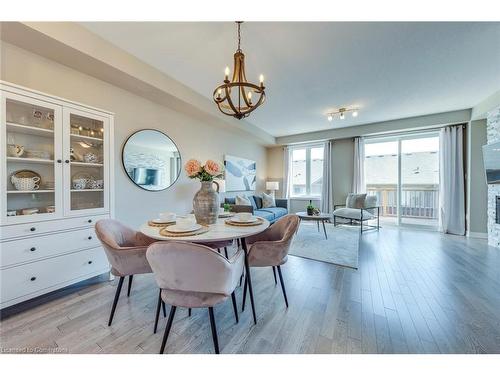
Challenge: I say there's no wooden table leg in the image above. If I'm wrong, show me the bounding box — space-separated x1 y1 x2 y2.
241 237 257 325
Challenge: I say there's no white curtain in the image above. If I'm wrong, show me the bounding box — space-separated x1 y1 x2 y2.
352 137 365 193
282 146 291 199
321 140 334 214
439 126 465 235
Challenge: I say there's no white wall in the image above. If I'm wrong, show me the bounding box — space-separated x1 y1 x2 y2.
1 42 268 228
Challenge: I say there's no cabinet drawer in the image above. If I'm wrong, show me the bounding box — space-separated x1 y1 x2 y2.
0 247 109 304
1 228 100 268
1 214 108 240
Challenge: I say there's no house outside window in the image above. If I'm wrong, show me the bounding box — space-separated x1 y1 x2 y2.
290 144 324 197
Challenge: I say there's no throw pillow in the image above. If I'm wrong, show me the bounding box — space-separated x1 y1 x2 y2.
262 192 276 208
235 195 252 206
346 193 367 209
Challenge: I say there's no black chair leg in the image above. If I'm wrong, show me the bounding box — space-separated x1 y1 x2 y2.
224 247 229 258
208 307 220 354
108 276 124 326
162 301 166 317
241 238 257 324
231 291 239 323
160 306 177 354
188 308 192 317
127 275 133 297
277 266 289 308
272 266 277 285
154 289 162 334
241 275 248 311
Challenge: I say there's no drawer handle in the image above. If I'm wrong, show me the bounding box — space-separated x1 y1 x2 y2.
88 236 93 240
30 277 36 281
30 247 36 252
88 219 92 223
65 159 70 163
88 260 93 264
30 227 36 232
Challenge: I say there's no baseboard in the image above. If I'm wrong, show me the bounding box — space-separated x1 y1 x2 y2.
466 231 488 239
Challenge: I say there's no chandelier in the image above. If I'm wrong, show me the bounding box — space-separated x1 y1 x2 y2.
327 107 359 122
213 21 266 120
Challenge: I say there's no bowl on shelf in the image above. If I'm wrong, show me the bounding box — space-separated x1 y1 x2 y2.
72 178 88 190
83 152 99 163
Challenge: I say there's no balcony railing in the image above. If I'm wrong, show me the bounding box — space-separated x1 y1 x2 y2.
367 184 439 219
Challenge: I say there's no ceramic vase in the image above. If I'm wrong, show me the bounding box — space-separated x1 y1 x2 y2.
193 181 219 225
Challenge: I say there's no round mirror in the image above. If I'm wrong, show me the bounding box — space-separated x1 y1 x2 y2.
122 129 181 191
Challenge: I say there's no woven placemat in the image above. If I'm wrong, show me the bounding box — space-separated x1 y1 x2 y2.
225 217 265 227
148 221 175 228
159 225 210 237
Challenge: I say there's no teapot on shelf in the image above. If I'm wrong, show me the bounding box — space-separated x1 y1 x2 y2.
7 144 24 157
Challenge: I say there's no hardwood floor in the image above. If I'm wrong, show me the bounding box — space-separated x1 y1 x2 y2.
1 225 500 354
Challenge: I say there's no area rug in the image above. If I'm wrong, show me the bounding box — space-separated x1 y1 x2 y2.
289 221 360 269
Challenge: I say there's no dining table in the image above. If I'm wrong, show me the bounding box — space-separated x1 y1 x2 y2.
139 217 271 324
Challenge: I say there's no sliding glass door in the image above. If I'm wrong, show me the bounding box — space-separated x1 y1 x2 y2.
364 132 440 228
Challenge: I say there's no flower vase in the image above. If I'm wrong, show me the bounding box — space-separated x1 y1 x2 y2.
193 181 219 225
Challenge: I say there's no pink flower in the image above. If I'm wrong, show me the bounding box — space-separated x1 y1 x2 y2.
185 159 202 177
204 160 221 176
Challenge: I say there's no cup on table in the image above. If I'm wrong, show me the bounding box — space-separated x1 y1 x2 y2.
159 212 176 222
236 212 252 222
219 207 225 214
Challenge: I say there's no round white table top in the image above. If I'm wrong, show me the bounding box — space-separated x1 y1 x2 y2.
140 217 270 243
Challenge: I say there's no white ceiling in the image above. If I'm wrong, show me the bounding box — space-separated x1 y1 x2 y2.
81 22 500 137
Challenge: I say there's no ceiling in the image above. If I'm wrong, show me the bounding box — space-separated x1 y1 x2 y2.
81 22 500 137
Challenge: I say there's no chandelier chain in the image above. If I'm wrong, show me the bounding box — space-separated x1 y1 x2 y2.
237 21 242 52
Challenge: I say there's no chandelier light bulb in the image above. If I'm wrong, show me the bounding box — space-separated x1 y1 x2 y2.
352 111 358 117
259 74 264 85
224 66 230 80
217 88 222 99
340 112 345 120
247 91 252 100
327 115 333 122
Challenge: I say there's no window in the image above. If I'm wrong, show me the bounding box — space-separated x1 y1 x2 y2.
290 144 324 197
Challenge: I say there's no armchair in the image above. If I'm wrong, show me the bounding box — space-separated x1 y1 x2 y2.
332 194 380 234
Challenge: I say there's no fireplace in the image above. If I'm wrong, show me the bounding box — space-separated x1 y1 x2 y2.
497 196 500 224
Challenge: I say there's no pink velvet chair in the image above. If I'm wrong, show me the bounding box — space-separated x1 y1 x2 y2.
242 214 300 310
95 219 159 326
146 241 244 354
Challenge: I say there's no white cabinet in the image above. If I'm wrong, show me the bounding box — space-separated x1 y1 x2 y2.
0 81 114 309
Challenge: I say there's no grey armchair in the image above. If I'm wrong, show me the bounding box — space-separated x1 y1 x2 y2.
332 193 380 233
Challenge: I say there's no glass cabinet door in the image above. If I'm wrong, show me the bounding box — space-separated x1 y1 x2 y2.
63 108 110 216
1 92 63 224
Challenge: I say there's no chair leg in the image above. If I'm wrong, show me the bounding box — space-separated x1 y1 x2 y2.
162 301 166 317
188 308 192 317
160 306 177 354
241 275 248 311
208 307 220 354
272 266 277 285
231 291 239 324
224 247 229 258
217 248 221 254
277 266 289 308
322 220 328 240
241 238 257 324
108 276 124 326
154 289 162 334
317 220 320 232
127 275 133 297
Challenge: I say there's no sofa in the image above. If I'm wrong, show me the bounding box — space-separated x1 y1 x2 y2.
223 195 288 224
332 193 380 234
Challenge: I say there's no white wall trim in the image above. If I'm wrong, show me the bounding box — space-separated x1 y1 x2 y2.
466 231 488 239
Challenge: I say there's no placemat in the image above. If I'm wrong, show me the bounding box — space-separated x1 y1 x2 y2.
148 221 175 228
159 225 210 237
225 217 265 227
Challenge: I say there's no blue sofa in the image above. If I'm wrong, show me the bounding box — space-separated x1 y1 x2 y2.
224 195 288 224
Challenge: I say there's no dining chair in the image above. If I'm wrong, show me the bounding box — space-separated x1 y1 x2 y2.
95 219 161 326
146 241 244 354
241 214 300 310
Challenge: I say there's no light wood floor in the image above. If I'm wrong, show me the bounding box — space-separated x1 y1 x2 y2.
1 225 500 354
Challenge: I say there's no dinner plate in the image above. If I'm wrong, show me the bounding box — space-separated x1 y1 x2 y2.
164 223 202 233
229 216 259 223
151 218 175 224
